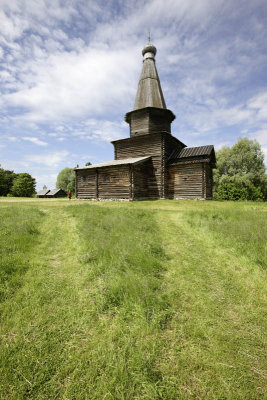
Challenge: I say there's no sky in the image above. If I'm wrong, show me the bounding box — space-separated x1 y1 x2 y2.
0 0 266 191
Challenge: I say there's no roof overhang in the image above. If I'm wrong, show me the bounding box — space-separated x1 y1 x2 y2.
125 107 176 124
75 156 151 171
111 131 186 148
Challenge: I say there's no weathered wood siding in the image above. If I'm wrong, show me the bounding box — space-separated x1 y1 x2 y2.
132 160 152 199
205 164 213 199
76 169 96 199
113 133 163 198
113 132 184 199
164 134 184 159
130 111 150 137
98 166 130 199
167 162 204 199
126 109 173 138
113 133 161 160
76 166 130 200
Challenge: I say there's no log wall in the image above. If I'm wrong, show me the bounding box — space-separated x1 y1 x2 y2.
167 162 204 199
98 165 130 199
164 134 184 159
132 161 152 199
126 109 172 138
76 169 96 199
130 111 150 137
113 133 163 198
205 163 213 199
76 166 130 200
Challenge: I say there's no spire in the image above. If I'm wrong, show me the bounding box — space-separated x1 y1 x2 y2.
133 41 167 110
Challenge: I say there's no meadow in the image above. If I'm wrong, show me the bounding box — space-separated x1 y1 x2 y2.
0 198 266 399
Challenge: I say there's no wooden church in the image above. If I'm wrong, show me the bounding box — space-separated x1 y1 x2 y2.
75 42 216 200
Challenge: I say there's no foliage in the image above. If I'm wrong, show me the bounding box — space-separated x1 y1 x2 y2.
11 173 36 197
42 185 47 190
0 168 17 196
56 167 75 193
216 182 263 201
85 161 92 166
214 137 266 200
0 199 266 399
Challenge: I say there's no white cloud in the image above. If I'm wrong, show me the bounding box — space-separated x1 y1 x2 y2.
22 136 48 146
1 47 138 124
26 150 69 166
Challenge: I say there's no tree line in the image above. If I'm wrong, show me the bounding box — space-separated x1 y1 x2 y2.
0 167 36 197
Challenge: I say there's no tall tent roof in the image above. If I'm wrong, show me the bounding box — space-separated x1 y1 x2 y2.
133 42 166 110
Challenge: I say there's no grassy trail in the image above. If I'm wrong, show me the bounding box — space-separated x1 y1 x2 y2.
0 200 266 399
1 205 89 399
157 211 266 399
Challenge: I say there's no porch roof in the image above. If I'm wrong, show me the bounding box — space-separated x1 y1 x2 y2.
75 156 151 170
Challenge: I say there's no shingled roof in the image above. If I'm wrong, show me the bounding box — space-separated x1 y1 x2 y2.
46 188 65 196
37 189 50 196
169 145 216 166
133 42 166 110
179 145 214 158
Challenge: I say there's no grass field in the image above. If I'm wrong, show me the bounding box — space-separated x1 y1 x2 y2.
0 198 266 399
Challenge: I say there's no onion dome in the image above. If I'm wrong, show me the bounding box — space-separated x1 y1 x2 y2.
142 42 157 59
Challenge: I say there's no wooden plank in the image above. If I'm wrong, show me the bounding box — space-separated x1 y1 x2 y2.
167 163 205 199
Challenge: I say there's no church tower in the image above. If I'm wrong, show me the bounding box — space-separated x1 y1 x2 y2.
112 40 185 198
125 42 175 137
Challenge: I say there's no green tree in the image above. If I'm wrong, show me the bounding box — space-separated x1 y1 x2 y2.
0 168 17 196
56 167 75 193
11 173 36 197
214 138 266 201
85 162 92 166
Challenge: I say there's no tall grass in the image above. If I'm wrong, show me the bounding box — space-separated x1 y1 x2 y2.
0 200 266 399
63 205 173 398
0 206 44 302
184 207 266 269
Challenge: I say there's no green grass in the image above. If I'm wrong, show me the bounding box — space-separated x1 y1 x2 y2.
0 198 266 399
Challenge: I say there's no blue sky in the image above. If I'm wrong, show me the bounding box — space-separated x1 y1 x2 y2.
0 0 266 191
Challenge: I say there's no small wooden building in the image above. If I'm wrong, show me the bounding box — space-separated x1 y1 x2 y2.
46 189 67 198
75 42 216 200
37 189 50 198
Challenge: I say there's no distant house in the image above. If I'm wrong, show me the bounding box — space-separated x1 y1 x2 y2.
37 189 50 198
46 188 67 198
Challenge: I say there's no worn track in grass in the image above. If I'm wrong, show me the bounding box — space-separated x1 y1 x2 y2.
0 199 266 399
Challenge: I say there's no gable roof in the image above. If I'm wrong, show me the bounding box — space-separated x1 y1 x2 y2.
46 188 66 196
75 156 151 170
37 189 50 196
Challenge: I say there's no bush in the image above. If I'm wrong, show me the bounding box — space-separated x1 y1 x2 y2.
216 182 263 201
11 173 36 197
